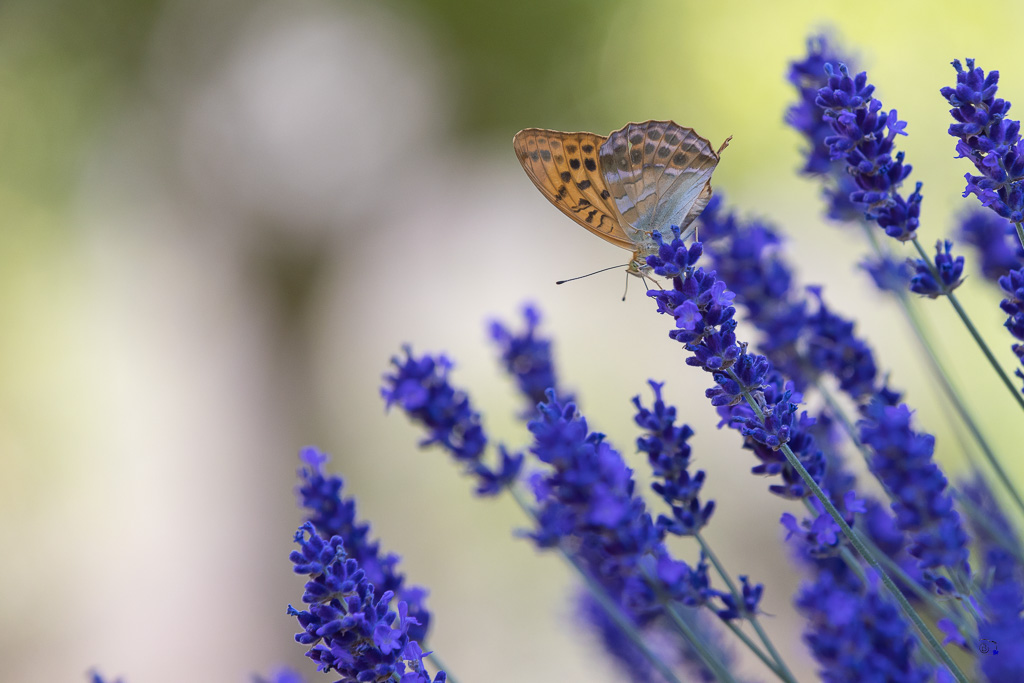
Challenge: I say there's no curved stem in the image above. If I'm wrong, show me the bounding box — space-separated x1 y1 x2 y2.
860 223 1024 522
640 568 742 683
718 619 787 680
1014 221 1024 252
695 533 798 683
507 486 685 683
728 369 971 683
912 236 1024 415
813 377 1024 559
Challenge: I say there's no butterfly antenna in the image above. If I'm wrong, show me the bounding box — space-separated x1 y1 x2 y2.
621 271 629 302
556 263 628 285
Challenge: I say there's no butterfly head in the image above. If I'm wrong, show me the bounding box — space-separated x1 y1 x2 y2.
626 254 652 278
626 222 699 278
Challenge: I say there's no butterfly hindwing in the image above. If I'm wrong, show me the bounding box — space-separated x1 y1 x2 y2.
513 129 633 250
599 121 720 244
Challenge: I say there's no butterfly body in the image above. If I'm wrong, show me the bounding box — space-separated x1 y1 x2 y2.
513 120 726 277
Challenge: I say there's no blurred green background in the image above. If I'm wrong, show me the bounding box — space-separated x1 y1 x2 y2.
2 0 1023 681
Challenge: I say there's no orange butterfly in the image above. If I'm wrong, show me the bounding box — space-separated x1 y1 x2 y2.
513 120 729 277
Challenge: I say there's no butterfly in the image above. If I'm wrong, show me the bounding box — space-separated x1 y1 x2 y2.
513 120 729 277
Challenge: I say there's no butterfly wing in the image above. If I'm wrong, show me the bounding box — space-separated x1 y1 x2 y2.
513 129 633 251
598 120 721 245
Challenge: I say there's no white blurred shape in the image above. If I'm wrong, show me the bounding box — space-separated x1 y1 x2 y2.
170 0 444 235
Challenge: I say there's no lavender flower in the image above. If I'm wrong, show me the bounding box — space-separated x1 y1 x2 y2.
999 268 1024 341
698 197 925 587
253 667 306 683
858 395 970 576
816 63 922 241
910 240 966 298
697 197 810 389
527 390 710 611
645 229 826 500
288 522 446 682
958 209 1024 280
698 197 880 403
297 447 431 641
381 347 486 462
998 267 1024 390
941 59 1024 224
782 491 865 558
714 576 763 621
490 304 573 415
633 380 714 537
89 673 123 683
786 35 862 221
803 287 879 399
795 561 935 683
382 346 523 495
577 592 743 683
860 254 913 293
977 562 1024 681
526 388 758 680
960 475 1024 559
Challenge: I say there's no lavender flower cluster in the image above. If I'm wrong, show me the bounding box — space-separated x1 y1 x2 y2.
91 32 1024 683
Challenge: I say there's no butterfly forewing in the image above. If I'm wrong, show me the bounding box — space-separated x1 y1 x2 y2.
513 129 633 250
514 120 725 277
600 121 719 244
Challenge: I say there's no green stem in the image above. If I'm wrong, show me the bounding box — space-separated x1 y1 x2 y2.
912 236 1024 415
900 293 1024 520
801 495 976 647
641 568 741 683
719 619 787 680
861 223 1024 522
729 370 970 683
838 546 950 669
1014 221 1024 252
507 487 685 683
852 518 976 638
695 533 799 683
814 373 1024 565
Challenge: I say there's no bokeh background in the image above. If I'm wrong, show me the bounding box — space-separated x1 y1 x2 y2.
3 0 1023 681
